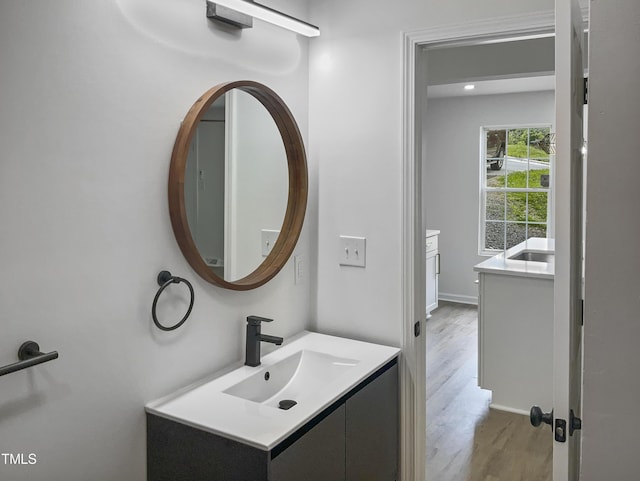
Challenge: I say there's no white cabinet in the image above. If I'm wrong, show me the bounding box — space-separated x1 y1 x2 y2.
473 238 555 414
476 272 553 414
426 230 440 317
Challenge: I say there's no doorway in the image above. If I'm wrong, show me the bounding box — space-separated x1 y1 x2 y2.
422 38 557 481
425 302 552 480
401 7 588 480
422 32 555 481
398 11 573 481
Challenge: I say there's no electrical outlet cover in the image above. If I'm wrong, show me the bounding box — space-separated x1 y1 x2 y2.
294 255 303 284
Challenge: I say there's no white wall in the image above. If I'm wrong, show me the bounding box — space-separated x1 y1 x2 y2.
0 1 314 480
424 91 555 303
427 37 555 85
582 0 640 478
309 0 556 348
228 89 288 280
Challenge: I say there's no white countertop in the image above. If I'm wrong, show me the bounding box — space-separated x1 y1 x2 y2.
474 237 555 279
145 331 400 451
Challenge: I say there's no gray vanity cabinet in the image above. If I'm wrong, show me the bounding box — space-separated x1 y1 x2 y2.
270 405 346 481
346 363 398 481
147 359 398 481
270 362 398 481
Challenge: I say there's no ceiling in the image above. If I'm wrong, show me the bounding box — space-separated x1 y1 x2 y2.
427 75 555 99
425 36 556 99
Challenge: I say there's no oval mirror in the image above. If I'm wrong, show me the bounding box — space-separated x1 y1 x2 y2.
168 81 308 290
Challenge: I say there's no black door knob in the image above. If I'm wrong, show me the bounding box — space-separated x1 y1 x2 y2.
530 406 553 428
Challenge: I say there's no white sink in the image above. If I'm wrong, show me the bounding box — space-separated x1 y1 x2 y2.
223 350 359 407
145 331 399 450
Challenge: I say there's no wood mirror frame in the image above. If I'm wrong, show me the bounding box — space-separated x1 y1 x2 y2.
168 80 308 290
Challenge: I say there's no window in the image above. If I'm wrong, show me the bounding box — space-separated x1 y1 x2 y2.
480 125 552 254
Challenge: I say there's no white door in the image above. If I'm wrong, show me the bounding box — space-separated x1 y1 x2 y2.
197 121 226 264
553 0 585 478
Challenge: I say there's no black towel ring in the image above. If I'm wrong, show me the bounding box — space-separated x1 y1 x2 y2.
152 271 195 331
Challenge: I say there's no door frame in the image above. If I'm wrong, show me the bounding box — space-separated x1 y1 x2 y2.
400 10 558 481
553 1 587 478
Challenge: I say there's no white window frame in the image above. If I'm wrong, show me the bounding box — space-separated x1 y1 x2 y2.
478 123 554 256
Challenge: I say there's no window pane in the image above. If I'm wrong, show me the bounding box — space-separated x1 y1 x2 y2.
529 127 551 161
527 165 550 189
506 192 527 222
485 222 505 250
505 157 526 188
506 222 527 249
527 192 548 223
507 128 529 159
528 224 548 238
486 192 505 221
486 130 506 163
487 169 505 188
486 129 506 186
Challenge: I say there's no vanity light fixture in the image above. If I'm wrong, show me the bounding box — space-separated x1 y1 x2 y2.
464 84 476 91
206 0 320 37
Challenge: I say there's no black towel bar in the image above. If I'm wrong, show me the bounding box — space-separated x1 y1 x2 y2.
0 341 59 377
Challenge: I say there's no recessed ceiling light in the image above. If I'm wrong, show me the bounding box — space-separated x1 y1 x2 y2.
464 84 476 91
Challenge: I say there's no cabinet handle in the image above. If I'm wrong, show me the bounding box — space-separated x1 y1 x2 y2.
436 253 440 275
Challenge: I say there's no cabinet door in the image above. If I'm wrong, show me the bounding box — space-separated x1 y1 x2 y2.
426 252 438 314
346 364 398 481
269 405 345 481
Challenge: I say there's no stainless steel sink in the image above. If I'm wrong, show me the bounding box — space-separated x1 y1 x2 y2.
509 251 554 262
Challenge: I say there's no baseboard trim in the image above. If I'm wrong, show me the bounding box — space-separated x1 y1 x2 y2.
438 293 478 305
489 403 529 416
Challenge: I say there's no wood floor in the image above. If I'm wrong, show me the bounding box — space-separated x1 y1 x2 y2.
426 301 552 481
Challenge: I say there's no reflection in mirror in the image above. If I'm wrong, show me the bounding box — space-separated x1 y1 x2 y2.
184 90 288 282
169 80 308 291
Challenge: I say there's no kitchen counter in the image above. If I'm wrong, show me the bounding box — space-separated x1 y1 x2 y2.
474 237 554 279
475 237 554 413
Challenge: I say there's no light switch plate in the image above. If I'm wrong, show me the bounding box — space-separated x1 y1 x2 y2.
261 229 280 257
339 236 366 267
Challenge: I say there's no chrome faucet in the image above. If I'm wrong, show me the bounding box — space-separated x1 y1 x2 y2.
245 316 283 367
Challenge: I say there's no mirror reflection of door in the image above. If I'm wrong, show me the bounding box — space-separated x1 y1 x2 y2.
185 90 288 283
185 97 226 278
